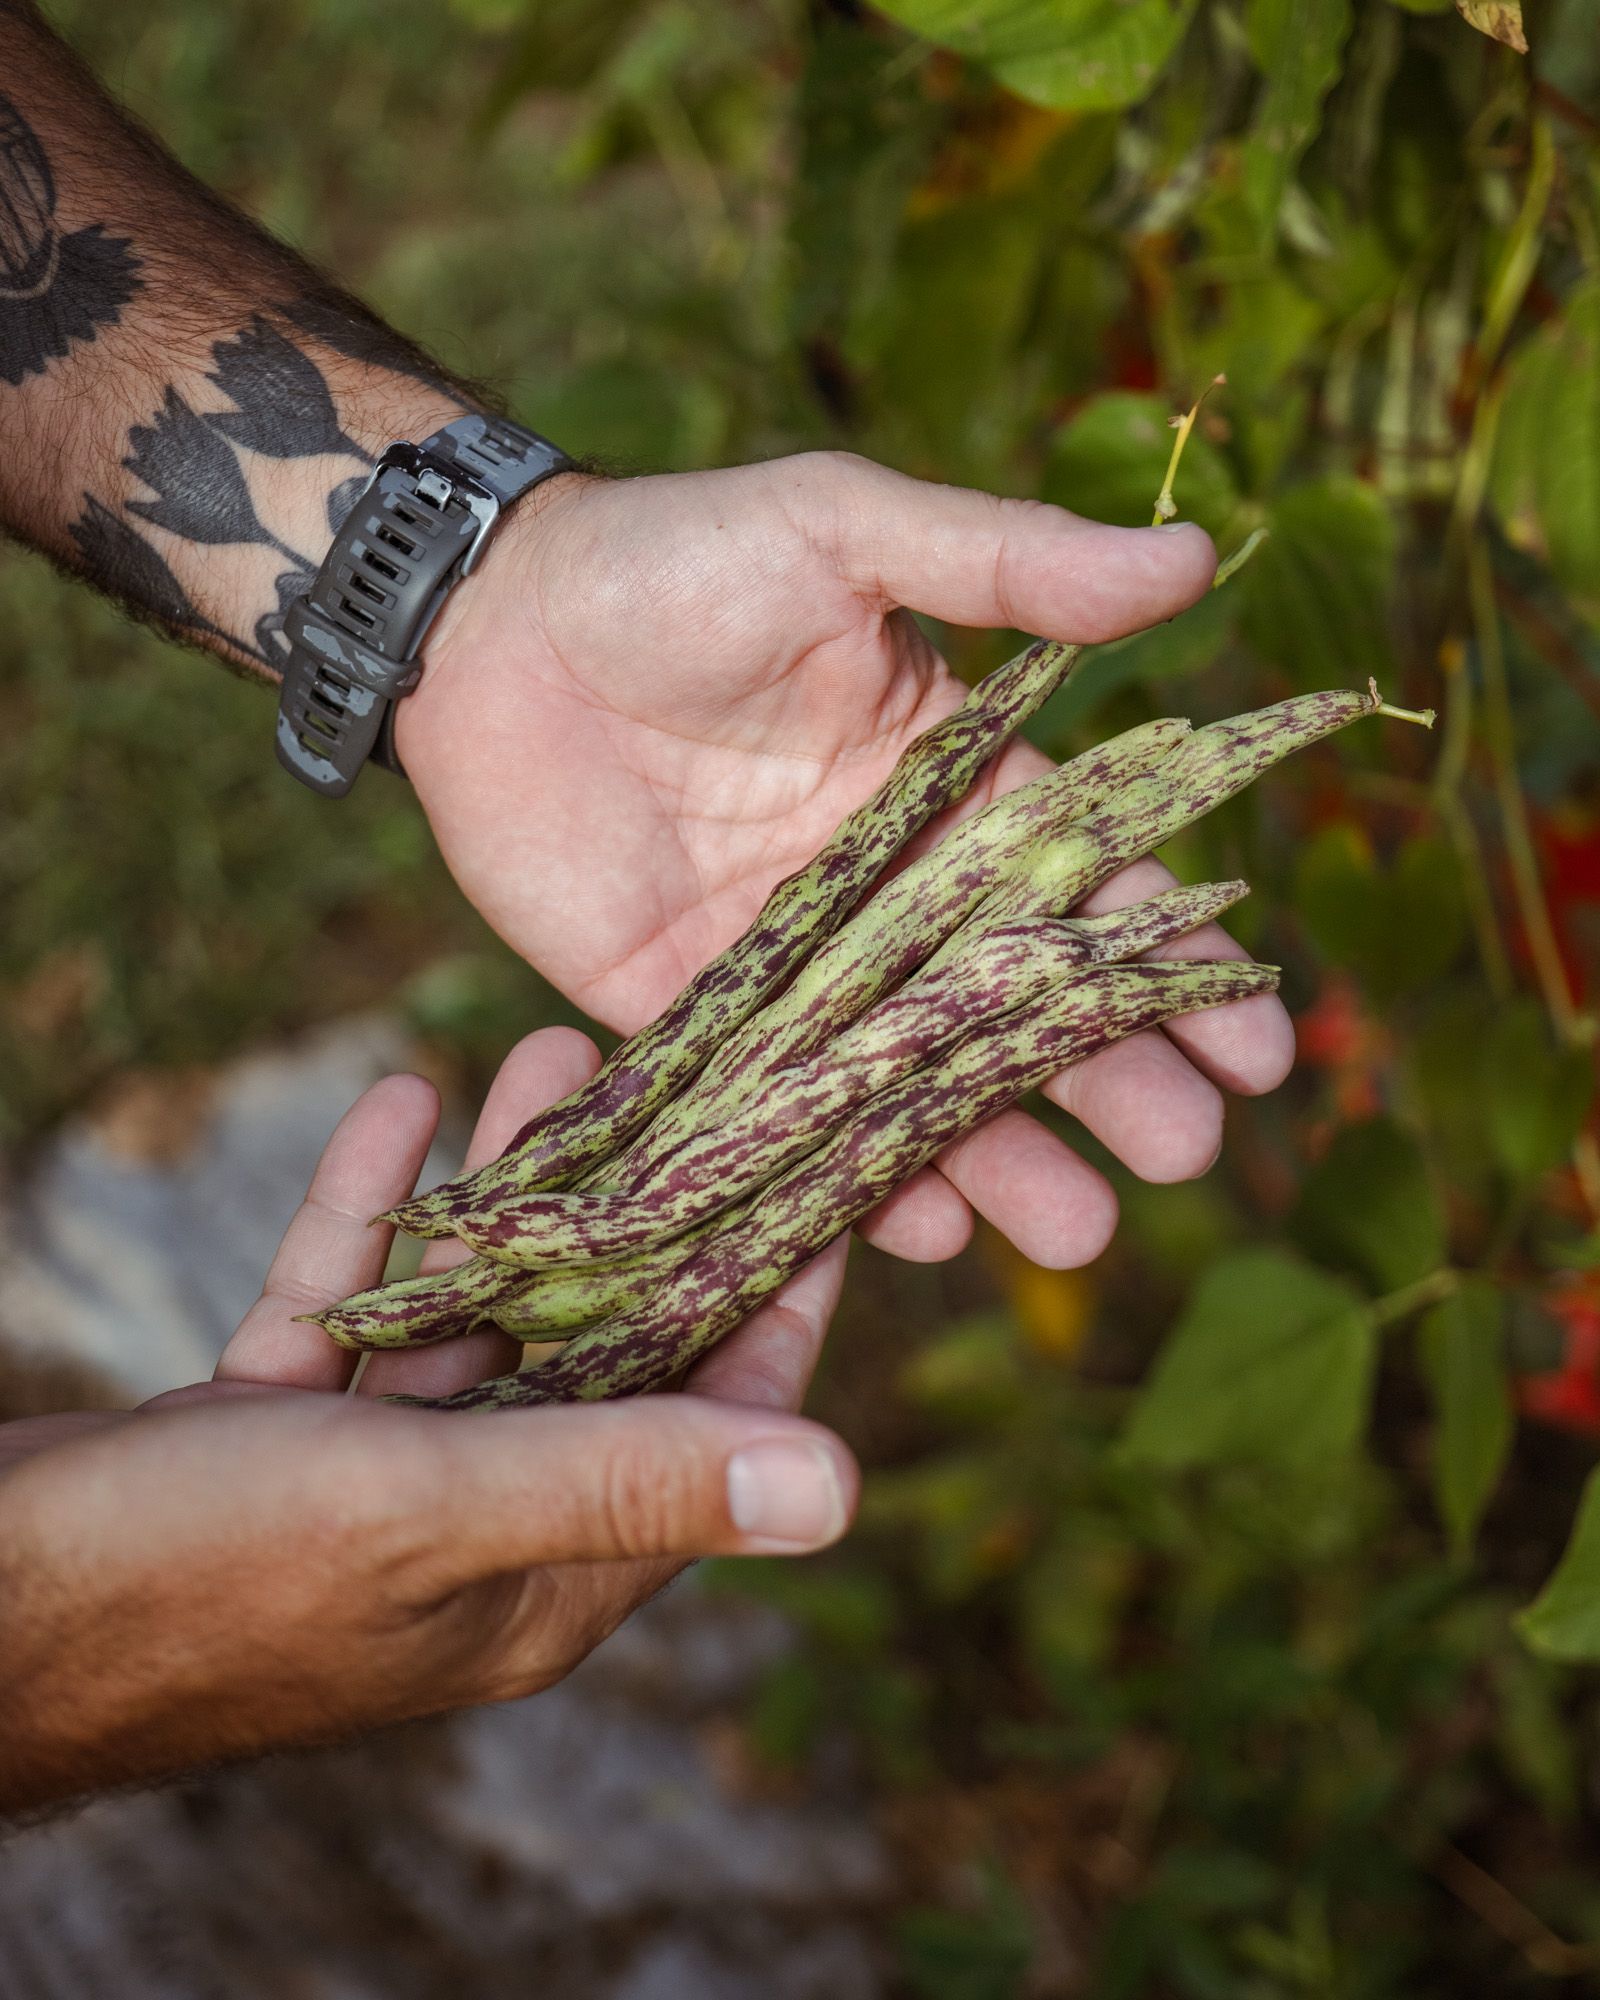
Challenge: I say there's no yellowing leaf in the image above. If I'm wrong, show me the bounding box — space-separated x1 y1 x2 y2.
1454 0 1528 52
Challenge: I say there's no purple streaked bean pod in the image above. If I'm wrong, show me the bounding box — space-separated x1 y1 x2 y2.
614 688 1371 1182
398 958 1279 1411
453 880 1248 1270
383 635 1097 1236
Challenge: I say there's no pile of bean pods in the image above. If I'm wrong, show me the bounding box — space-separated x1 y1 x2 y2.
313 625 1430 1412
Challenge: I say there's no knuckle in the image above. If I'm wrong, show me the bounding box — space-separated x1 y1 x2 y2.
595 1439 697 1560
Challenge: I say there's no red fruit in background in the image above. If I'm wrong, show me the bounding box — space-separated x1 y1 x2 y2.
1520 1281 1600 1438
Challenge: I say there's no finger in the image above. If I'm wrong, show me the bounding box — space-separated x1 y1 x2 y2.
1134 928 1295 1096
1045 1030 1226 1183
403 1395 860 1580
359 1027 603 1402
937 1108 1120 1267
808 453 1217 641
855 1166 975 1262
1074 856 1296 1095
215 1074 441 1393
685 1235 850 1410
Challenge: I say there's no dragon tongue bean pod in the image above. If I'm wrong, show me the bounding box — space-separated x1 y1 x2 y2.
313 1254 525 1352
398 959 1279 1413
484 1224 722 1341
578 715 1196 1201
382 635 1096 1238
452 880 1249 1271
317 1226 722 1353
611 688 1370 1184
973 688 1376 936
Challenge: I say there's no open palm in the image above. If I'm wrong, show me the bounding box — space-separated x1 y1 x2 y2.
399 451 1294 1270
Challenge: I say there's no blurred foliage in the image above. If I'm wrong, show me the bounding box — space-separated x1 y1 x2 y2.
4 0 1600 1988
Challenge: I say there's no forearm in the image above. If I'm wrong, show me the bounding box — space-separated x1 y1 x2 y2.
0 3 481 679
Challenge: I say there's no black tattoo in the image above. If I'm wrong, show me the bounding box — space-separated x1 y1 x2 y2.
0 93 142 386
123 383 310 569
206 313 374 465
277 293 475 410
68 494 212 631
70 306 425 670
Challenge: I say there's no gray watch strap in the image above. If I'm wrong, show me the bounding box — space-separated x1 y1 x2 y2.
276 413 570 797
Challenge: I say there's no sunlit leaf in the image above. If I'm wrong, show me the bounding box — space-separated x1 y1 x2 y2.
871 0 1200 112
1122 1250 1376 1468
1419 1282 1514 1555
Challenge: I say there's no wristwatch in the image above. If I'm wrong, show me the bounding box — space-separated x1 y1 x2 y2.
275 412 572 797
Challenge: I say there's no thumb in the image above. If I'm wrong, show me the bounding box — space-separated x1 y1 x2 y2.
801 451 1216 643
418 1396 859 1571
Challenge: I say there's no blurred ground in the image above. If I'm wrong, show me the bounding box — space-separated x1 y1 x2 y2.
0 1018 889 2000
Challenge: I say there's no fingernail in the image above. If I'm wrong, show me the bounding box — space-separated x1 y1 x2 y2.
727 1438 847 1549
1155 520 1193 533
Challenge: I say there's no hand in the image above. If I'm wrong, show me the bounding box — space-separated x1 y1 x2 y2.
0 1030 856 1814
399 454 1295 1268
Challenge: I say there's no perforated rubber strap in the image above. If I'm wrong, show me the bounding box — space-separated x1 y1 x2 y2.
275 413 572 798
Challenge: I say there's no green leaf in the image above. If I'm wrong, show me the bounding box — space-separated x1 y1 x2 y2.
899 1311 1028 1428
1042 390 1239 537
788 19 936 360
1031 586 1235 739
1293 827 1467 1002
1483 999 1595 1184
872 0 1200 113
1492 283 1600 618
1519 1468 1600 1660
864 195 1050 476
1419 1282 1514 1555
1242 0 1355 228
1241 476 1396 685
1293 1116 1447 1293
898 1865 1035 2000
539 357 726 470
1122 1249 1376 1469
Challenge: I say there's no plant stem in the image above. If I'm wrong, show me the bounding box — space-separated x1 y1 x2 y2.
1371 1268 1460 1330
1467 537 1584 1045
1212 526 1269 590
1367 677 1437 729
1152 374 1225 524
1432 637 1513 1000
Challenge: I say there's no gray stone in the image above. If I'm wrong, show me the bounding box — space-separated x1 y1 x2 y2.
0 1015 461 1401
